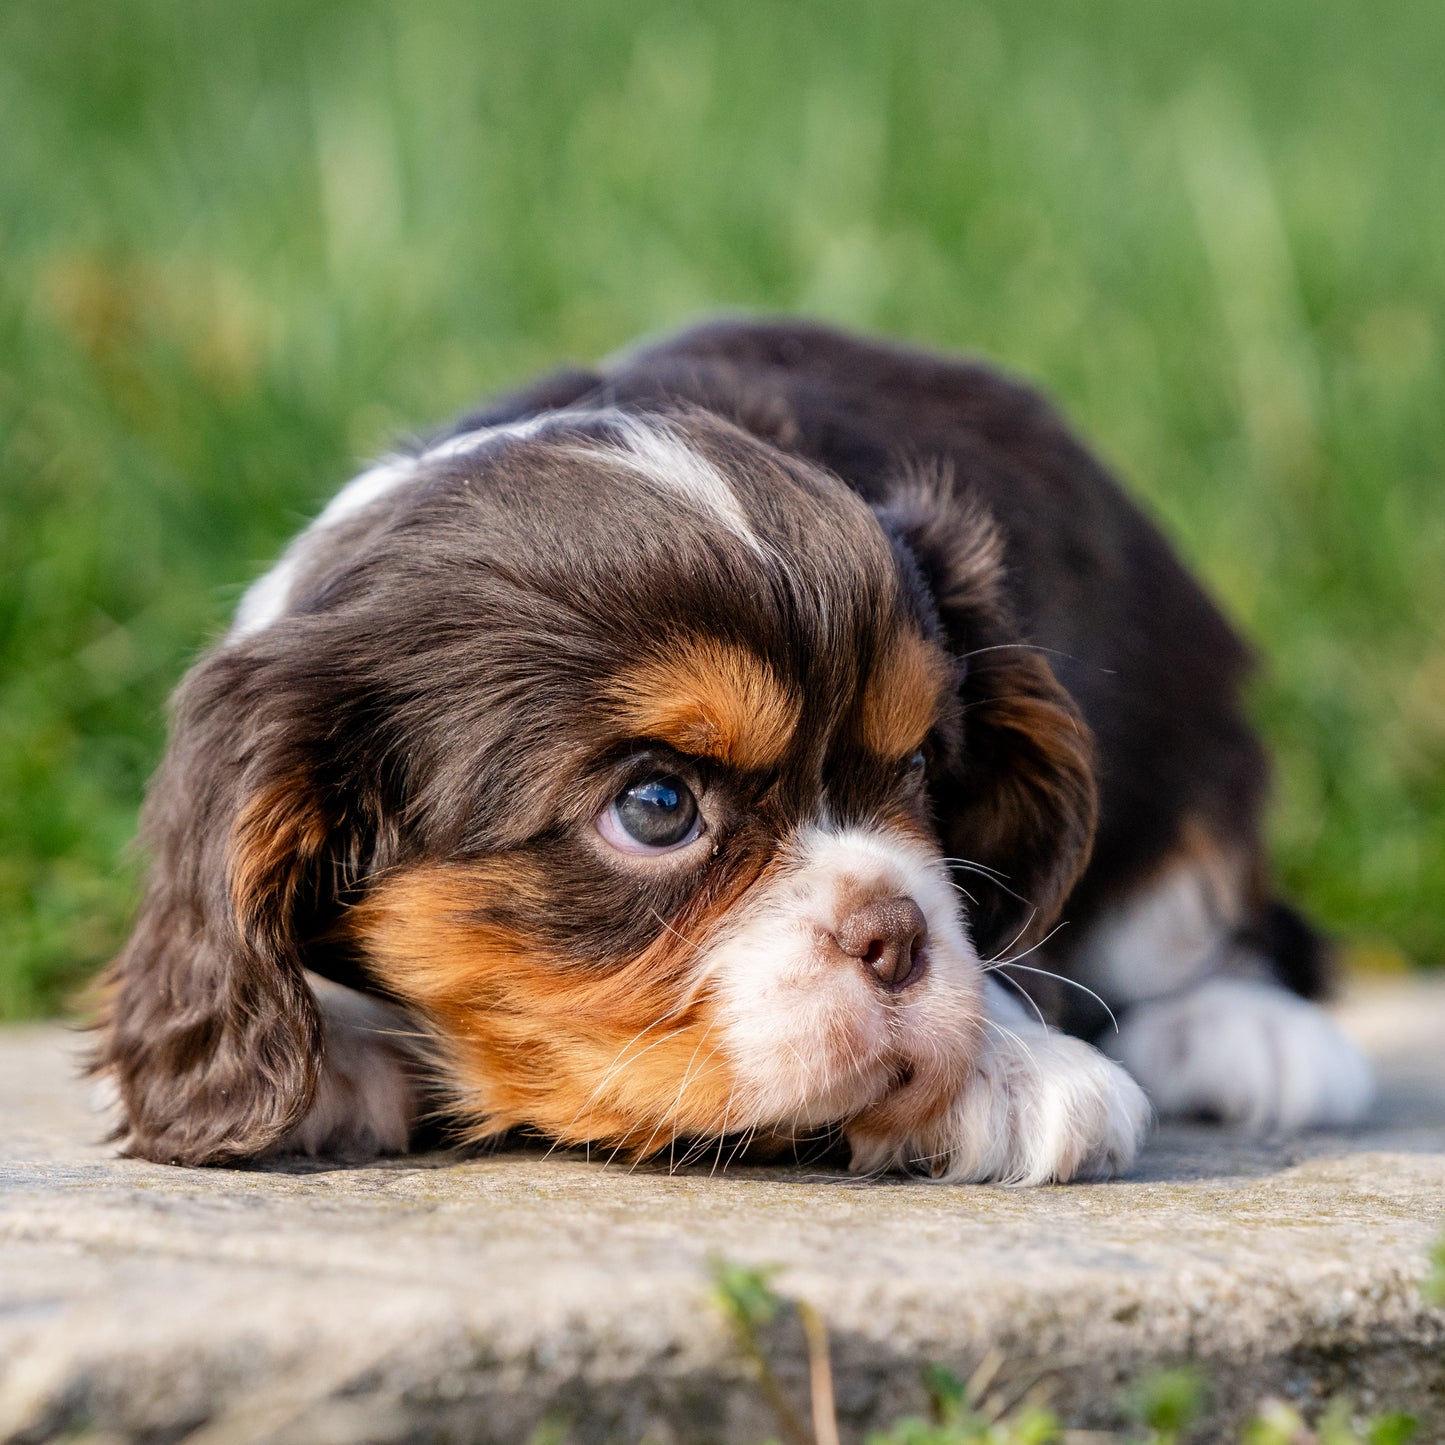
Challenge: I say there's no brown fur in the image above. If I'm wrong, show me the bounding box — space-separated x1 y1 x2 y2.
939 654 1098 955
91 652 328 1164
873 466 1098 952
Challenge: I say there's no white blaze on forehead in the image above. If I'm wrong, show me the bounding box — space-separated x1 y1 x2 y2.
311 454 419 529
232 556 305 640
574 413 763 554
229 409 760 641
231 452 417 639
767 825 970 944
699 822 983 1130
229 414 570 640
423 411 556 462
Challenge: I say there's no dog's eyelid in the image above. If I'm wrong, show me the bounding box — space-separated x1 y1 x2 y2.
583 740 690 785
872 729 937 771
594 736 757 798
882 743 931 788
615 744 716 794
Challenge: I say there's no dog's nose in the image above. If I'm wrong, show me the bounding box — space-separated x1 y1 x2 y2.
835 896 929 991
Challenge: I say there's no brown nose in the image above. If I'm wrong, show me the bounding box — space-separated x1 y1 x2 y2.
835 896 929 991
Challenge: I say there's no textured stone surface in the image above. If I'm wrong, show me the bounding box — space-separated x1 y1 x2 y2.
2 985 1443 1443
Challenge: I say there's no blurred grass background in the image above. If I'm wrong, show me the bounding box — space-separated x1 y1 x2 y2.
2 0 1442 1016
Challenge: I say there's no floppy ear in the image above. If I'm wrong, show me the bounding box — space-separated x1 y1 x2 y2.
92 643 338 1165
877 467 1098 960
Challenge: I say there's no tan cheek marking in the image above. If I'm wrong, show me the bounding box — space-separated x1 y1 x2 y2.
347 860 742 1153
603 638 801 771
860 631 950 759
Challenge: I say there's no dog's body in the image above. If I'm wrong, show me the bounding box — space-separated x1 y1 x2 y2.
95 320 1372 1180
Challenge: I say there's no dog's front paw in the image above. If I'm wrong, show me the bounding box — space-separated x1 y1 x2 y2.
1110 977 1373 1133
273 975 419 1159
848 996 1151 1185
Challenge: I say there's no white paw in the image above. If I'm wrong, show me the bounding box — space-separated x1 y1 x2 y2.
274 975 419 1158
848 984 1151 1185
1110 977 1374 1133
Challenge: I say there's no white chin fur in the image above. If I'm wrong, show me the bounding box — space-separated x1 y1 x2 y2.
847 979 1151 1186
709 824 985 1130
1108 976 1374 1133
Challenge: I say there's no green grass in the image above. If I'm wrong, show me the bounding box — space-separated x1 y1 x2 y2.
2 0 1442 1015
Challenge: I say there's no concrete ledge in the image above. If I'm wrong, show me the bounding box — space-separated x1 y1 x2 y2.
2 984 1443 1442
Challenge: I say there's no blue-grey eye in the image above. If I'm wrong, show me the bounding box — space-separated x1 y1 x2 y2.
907 749 927 777
600 775 701 854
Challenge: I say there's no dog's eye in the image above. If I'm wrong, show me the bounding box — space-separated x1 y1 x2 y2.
598 775 702 855
906 749 926 779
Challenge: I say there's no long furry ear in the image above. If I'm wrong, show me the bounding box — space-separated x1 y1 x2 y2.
877 466 1098 960
91 645 334 1165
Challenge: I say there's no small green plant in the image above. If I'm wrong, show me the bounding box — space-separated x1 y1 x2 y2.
710 1257 820 1445
523 1416 572 1445
1123 1366 1205 1444
709 1258 1420 1445
710 1258 1062 1445
865 1358 1061 1444
1242 1398 1416 1445
1426 1227 1445 1307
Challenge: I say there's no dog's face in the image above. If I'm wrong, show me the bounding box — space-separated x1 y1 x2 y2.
99 408 1096 1166
341 410 983 1151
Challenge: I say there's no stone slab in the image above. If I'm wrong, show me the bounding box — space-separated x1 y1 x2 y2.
1 985 1443 1443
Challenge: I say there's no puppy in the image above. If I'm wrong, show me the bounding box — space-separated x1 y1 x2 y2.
92 319 1373 1182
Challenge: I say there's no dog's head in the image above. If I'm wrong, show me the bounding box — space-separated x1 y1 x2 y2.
97 408 1095 1164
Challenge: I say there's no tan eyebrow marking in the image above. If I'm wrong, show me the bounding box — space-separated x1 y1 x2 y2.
860 630 951 758
603 638 802 771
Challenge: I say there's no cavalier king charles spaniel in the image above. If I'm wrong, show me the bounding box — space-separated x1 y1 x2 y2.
93 319 1373 1182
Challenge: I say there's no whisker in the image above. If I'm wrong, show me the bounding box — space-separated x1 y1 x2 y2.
542 1022 692 1159
955 641 1088 668
347 1024 436 1044
983 908 1040 968
656 1063 728 1173
678 1120 732 1170
989 967 1047 1029
940 858 1036 910
635 1021 716 1166
779 1037 819 1089
648 906 704 956
724 1122 760 1171
987 961 1119 1033
711 1081 739 1177
986 919 1067 970
939 856 1011 881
